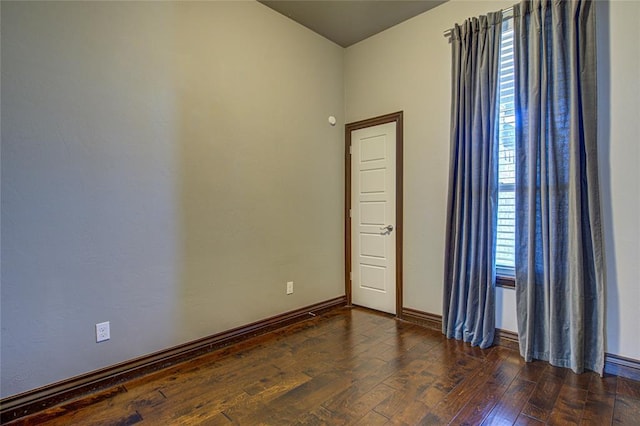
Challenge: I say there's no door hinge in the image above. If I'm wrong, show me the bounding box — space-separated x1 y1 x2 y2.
350 272 353 281
349 145 352 155
349 209 352 218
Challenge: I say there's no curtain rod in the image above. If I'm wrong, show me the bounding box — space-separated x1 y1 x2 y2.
443 7 513 39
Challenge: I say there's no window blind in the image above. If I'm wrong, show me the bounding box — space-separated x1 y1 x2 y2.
496 18 515 273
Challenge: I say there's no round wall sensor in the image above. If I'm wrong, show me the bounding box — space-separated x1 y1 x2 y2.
328 116 337 126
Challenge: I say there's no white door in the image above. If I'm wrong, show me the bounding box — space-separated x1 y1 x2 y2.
351 122 396 314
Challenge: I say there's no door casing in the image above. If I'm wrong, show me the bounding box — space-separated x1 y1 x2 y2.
345 111 403 318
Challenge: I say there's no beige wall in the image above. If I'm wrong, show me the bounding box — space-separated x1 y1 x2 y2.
599 0 640 359
345 0 640 361
1 1 344 397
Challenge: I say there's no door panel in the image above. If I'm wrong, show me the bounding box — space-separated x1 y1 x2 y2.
360 169 386 193
360 264 386 291
360 202 385 225
360 234 385 258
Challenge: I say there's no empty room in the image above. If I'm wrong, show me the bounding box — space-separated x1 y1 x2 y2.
1 0 638 424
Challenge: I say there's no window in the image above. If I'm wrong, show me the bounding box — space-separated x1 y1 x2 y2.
496 18 515 280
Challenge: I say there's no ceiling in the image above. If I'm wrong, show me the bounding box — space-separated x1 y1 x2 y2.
258 1 448 48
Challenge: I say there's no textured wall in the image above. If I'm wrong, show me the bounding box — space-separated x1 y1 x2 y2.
1 1 344 397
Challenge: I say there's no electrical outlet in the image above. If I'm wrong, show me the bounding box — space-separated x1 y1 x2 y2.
286 281 294 295
96 321 110 343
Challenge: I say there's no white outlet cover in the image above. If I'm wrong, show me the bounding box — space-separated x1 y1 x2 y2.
286 281 294 294
96 321 110 342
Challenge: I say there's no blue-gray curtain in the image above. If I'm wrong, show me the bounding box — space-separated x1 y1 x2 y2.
443 12 502 349
513 0 605 374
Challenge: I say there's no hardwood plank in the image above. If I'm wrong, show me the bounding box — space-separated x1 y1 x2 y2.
371 343 403 362
373 357 440 419
418 353 483 396
419 356 505 424
386 398 431 426
294 405 350 426
154 389 249 424
352 410 390 426
616 377 640 400
218 371 312 424
134 362 283 423
514 413 547 425
448 353 523 425
481 378 536 426
374 384 427 420
118 387 167 420
546 383 588 425
259 371 354 424
581 390 615 425
320 359 397 418
588 374 618 396
344 383 397 420
517 361 549 382
379 356 436 392
521 365 567 422
416 382 449 409
613 395 640 425
112 411 145 425
564 371 594 391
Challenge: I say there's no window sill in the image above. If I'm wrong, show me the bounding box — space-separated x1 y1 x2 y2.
496 275 515 289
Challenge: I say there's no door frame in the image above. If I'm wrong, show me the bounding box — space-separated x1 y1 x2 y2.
345 111 403 318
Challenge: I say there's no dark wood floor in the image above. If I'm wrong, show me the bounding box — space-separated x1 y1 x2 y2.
10 307 640 425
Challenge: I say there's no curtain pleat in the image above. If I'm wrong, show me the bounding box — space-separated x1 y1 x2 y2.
443 12 502 349
513 0 605 374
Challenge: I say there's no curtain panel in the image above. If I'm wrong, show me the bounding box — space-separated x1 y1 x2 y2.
443 12 502 349
513 0 605 374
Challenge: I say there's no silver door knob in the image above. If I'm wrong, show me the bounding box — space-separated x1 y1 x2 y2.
380 225 394 234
